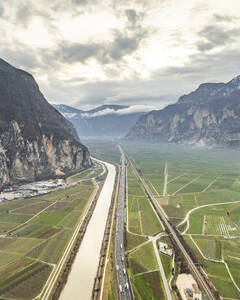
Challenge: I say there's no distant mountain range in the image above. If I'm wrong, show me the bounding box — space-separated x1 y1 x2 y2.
54 104 151 138
126 75 240 149
0 58 91 190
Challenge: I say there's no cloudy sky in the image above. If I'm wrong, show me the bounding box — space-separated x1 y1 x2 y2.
1 0 240 109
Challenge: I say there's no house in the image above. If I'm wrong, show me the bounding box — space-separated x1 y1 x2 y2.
159 242 173 256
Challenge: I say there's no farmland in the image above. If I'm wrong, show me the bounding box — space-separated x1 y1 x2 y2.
122 141 240 299
0 163 101 299
126 158 170 300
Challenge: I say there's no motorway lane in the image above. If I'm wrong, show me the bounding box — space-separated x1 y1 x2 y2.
115 147 133 300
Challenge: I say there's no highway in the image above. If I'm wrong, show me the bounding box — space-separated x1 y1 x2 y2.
124 148 217 300
115 147 133 300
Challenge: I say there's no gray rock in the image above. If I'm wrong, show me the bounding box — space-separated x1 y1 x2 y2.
0 58 91 190
126 75 240 149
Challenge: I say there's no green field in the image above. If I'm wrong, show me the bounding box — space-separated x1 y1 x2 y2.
129 242 159 275
126 231 148 252
133 271 167 300
127 167 163 236
121 141 240 298
0 167 96 299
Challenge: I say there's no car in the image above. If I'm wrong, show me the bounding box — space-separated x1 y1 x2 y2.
121 255 124 262
125 282 129 289
123 268 126 275
119 284 123 293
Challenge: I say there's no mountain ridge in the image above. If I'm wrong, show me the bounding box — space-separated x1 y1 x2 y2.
126 74 240 149
54 103 150 138
0 58 91 190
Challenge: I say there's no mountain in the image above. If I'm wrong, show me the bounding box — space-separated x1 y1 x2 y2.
54 104 149 138
126 75 240 149
0 58 91 190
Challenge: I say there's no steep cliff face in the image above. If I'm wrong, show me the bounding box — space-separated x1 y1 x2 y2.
126 75 240 149
0 58 91 190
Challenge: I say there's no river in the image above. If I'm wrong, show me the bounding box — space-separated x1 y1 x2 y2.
60 160 116 300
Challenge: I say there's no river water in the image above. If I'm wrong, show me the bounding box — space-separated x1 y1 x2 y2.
60 161 116 300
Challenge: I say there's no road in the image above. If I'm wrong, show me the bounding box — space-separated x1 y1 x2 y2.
151 233 172 300
177 200 240 234
115 147 133 300
125 149 217 300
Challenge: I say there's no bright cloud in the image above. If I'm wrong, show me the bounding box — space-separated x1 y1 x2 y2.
0 0 240 109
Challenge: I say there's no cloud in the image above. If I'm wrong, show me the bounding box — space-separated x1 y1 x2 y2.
0 3 4 16
1 0 240 112
197 25 240 52
0 46 42 71
213 14 238 22
81 104 156 117
54 30 146 65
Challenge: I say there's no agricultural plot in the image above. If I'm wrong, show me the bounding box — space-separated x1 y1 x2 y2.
187 202 240 237
126 232 148 252
128 168 163 236
184 236 240 298
160 254 172 280
122 141 240 298
129 242 158 275
133 271 167 300
69 162 103 182
203 260 240 299
192 236 222 260
187 214 204 234
84 139 121 163
0 170 96 299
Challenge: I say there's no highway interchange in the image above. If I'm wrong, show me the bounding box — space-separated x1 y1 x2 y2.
115 147 133 300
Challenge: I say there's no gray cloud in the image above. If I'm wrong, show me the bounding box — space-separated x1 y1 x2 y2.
0 46 42 71
197 25 240 52
1 0 240 113
213 14 239 22
54 29 146 65
0 3 4 16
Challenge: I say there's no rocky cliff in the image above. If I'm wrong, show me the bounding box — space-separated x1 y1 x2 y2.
0 58 91 190
126 75 240 149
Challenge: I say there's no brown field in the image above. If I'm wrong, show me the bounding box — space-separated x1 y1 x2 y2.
155 196 169 206
11 201 50 215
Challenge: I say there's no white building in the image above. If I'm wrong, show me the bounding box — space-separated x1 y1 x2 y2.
159 242 173 256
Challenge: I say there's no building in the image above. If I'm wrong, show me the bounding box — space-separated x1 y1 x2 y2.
176 273 202 300
159 242 173 256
